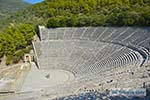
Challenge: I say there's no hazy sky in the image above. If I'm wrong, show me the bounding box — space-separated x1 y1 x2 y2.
23 0 44 4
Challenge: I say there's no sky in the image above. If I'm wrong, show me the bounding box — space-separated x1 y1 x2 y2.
23 0 44 4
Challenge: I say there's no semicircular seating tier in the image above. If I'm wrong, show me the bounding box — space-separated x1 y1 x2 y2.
31 26 150 96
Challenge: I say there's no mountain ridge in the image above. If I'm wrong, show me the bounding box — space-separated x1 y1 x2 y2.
0 0 30 18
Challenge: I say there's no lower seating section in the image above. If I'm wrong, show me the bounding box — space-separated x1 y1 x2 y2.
33 40 143 77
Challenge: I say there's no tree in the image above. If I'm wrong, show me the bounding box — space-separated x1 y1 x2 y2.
47 17 61 28
4 25 27 49
17 24 35 44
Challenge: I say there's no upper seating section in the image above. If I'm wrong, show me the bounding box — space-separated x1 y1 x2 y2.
39 26 150 50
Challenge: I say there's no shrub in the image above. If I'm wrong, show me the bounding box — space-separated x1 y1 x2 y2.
6 55 13 65
13 50 24 64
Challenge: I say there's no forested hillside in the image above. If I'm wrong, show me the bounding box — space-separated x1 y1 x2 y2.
0 0 30 18
2 0 150 28
0 0 149 65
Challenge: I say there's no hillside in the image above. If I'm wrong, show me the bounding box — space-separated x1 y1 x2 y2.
0 0 150 65
2 0 150 28
0 0 30 18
